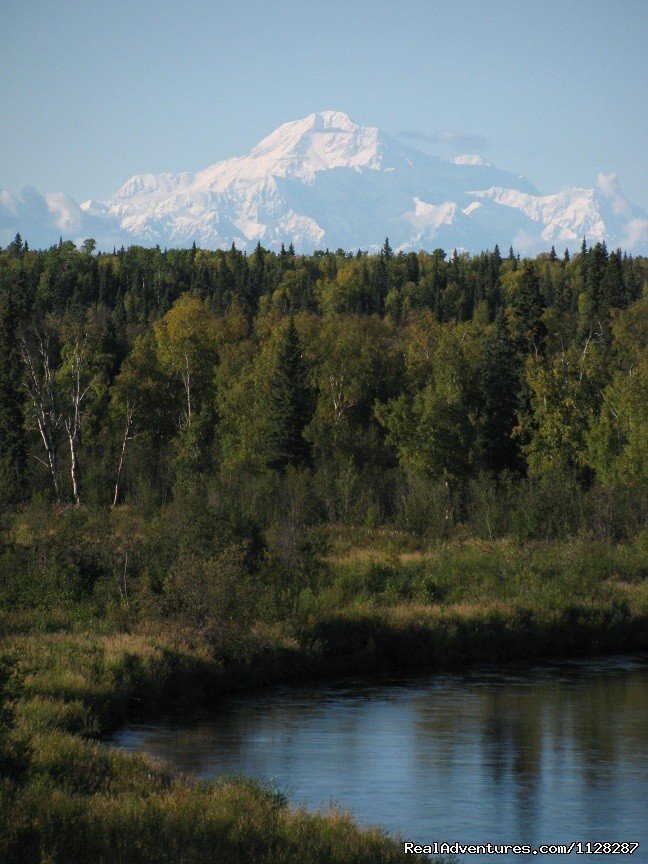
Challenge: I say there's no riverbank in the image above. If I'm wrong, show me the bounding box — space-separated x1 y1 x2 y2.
1 626 434 864
1 527 647 863
109 654 648 864
8 592 648 734
3 607 647 864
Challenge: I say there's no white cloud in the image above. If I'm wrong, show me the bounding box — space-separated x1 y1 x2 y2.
596 172 631 218
401 130 489 151
622 218 648 248
44 192 85 231
512 229 537 253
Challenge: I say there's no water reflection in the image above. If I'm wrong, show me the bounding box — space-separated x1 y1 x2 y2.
110 656 648 863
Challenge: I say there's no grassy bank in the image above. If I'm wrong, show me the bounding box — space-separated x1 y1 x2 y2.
1 516 647 863
1 627 433 864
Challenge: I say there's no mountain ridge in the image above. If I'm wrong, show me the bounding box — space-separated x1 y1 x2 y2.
2 111 647 253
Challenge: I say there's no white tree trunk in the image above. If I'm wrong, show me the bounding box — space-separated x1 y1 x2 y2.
20 329 61 501
112 401 134 507
63 341 91 507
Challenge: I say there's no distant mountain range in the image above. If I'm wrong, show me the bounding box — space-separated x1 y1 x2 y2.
2 110 647 254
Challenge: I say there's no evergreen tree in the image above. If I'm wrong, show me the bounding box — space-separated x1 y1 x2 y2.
7 233 23 256
581 241 609 331
369 254 389 314
263 318 313 471
485 246 502 316
511 264 547 353
624 255 643 303
246 242 266 308
0 288 26 507
600 248 626 314
478 313 522 473
405 251 420 284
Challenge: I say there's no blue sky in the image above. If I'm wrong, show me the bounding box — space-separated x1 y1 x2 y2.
2 0 647 208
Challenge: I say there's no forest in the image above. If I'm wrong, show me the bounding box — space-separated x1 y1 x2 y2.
0 234 647 863
1 235 646 517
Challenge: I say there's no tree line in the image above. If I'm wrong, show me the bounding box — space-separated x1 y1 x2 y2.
0 233 646 539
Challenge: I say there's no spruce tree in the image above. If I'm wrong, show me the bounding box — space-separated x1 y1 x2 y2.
264 318 313 471
246 242 266 308
369 254 389 314
0 288 26 508
7 234 23 256
582 241 609 328
479 313 522 474
512 264 547 353
600 248 626 315
486 246 502 316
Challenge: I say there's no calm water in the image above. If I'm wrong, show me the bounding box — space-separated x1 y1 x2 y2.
110 656 648 863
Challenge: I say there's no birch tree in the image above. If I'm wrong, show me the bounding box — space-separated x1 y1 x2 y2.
21 314 107 506
20 322 62 501
109 331 170 506
153 292 219 431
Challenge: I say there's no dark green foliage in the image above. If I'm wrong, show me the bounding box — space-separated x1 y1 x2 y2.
582 241 608 327
0 288 26 508
511 263 547 351
600 248 627 315
0 236 644 515
264 318 314 471
478 313 522 474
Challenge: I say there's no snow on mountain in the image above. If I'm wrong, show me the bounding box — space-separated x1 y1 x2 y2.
472 187 607 245
2 111 646 253
452 154 491 167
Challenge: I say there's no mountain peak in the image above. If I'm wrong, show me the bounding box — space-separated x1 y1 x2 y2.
246 110 382 180
251 110 361 154
309 110 359 130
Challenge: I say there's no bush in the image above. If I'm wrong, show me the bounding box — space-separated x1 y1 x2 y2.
395 472 458 538
510 472 584 540
163 544 258 644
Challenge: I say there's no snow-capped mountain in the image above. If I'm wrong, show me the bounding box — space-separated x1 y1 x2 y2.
2 111 647 254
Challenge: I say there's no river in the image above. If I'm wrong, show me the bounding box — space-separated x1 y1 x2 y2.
109 655 648 863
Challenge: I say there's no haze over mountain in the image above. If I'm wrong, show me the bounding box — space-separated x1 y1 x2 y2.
2 111 647 254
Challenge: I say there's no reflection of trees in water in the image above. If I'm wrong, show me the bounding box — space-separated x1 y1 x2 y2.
408 667 647 836
407 682 543 834
135 691 400 786
125 664 648 832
